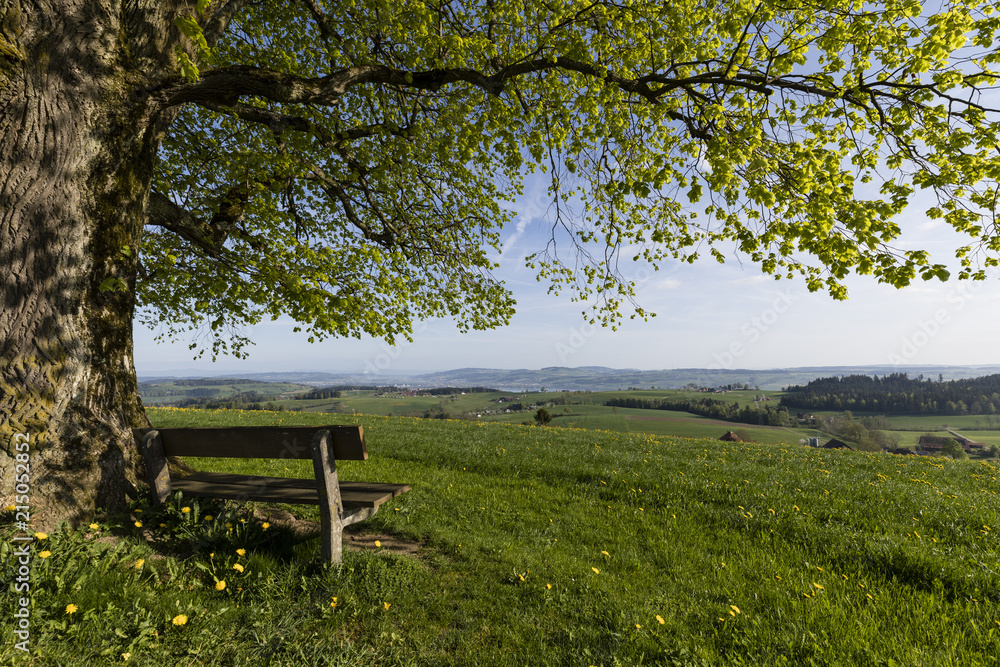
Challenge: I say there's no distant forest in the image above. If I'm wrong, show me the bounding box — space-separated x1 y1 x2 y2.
780 373 1000 415
173 391 288 411
605 397 793 427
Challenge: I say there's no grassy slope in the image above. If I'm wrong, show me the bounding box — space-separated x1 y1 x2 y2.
4 408 999 665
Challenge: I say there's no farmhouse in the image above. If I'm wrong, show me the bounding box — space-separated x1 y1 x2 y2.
822 439 852 450
952 436 985 451
718 431 742 442
918 435 949 452
917 435 981 452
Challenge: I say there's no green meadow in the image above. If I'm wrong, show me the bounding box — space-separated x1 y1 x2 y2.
139 380 1000 452
4 408 999 665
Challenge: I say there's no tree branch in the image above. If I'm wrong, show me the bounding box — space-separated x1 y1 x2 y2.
202 0 251 47
146 187 248 256
146 192 222 254
151 63 506 110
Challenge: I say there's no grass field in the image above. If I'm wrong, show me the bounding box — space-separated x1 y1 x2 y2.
139 380 312 406
139 380 1000 452
5 408 998 665
239 386 826 447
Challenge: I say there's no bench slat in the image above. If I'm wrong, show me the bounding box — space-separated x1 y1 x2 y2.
173 472 410 508
133 426 367 461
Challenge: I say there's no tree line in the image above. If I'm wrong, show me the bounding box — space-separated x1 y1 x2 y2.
819 412 900 451
174 391 290 411
605 397 793 427
780 373 1000 415
138 384 223 398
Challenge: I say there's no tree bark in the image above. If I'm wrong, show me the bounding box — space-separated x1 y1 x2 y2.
0 0 175 529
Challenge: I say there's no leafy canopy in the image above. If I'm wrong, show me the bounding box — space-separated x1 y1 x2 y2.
142 0 1000 357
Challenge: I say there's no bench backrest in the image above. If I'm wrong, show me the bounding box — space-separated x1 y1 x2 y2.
132 426 367 461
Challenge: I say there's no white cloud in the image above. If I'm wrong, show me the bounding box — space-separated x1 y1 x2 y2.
653 278 682 290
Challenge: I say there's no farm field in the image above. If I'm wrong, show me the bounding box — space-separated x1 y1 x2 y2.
289 391 1000 451
4 408 999 665
139 379 312 406
136 380 1000 453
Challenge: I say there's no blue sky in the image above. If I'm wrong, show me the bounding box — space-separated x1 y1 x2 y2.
133 176 1000 376
134 17 1000 378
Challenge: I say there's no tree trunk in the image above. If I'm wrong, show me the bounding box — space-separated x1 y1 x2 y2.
0 0 175 529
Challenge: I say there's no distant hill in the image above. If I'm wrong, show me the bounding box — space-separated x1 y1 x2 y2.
137 364 1000 392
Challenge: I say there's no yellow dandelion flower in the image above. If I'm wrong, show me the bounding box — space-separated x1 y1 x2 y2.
261 522 270 530
236 548 246 556
232 563 244 572
635 623 642 629
601 550 610 556
656 615 665 625
546 583 552 590
204 515 213 521
3 505 15 512
122 652 131 661
591 567 600 574
172 614 188 626
383 602 391 610
65 604 78 614
813 583 824 590
216 580 226 591
34 532 48 540
89 523 99 530
39 550 51 559
730 605 741 614
375 540 381 548
134 559 145 569
181 506 191 514
134 521 143 528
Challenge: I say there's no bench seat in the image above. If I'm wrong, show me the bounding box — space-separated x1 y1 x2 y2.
173 472 410 508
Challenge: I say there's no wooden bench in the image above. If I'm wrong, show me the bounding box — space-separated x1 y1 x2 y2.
133 425 410 563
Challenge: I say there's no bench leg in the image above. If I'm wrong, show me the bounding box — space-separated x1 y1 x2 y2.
311 429 345 564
